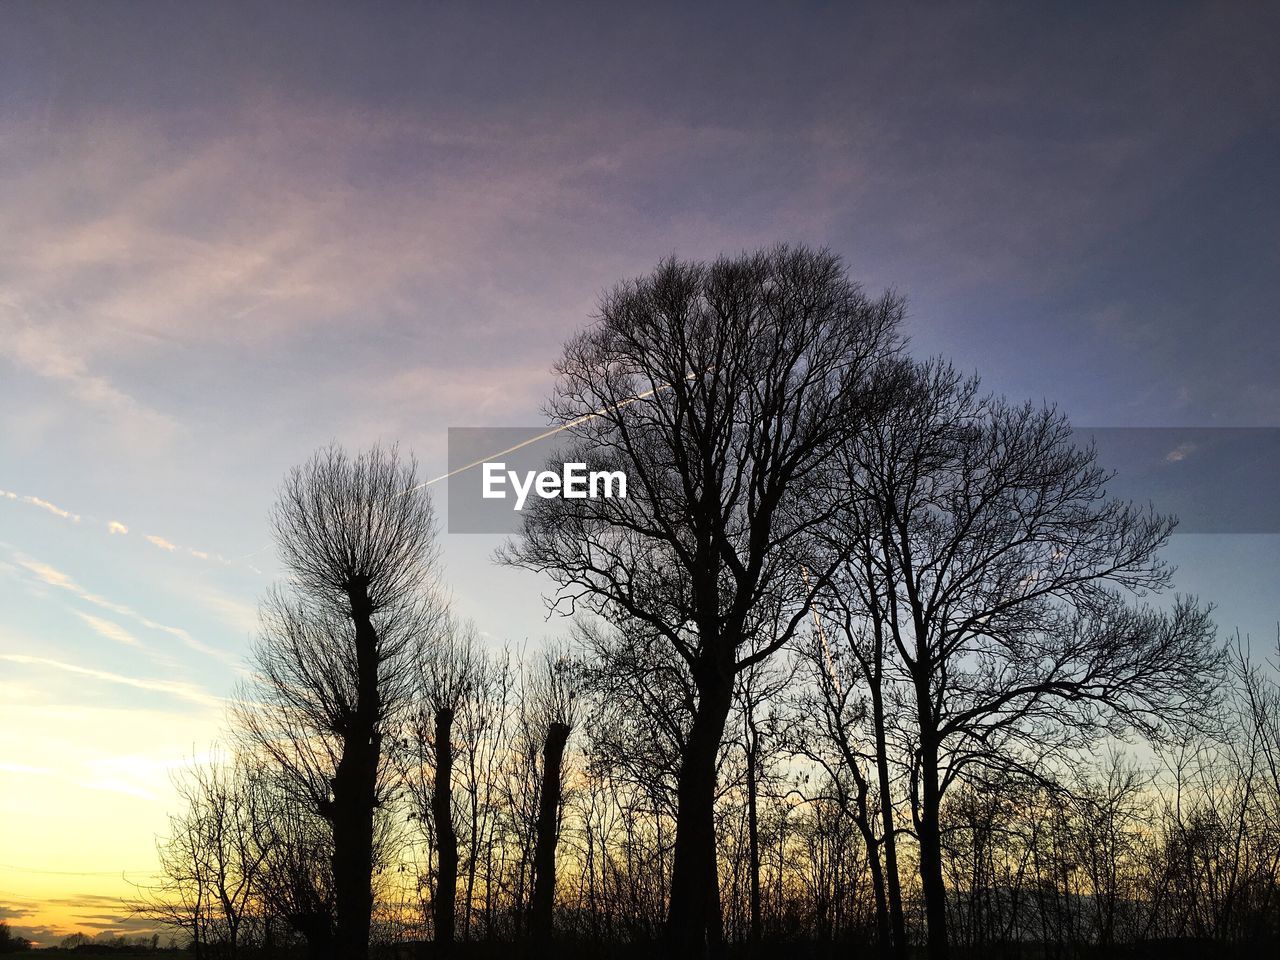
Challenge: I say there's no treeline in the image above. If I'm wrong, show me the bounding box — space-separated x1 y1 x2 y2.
135 247 1278 959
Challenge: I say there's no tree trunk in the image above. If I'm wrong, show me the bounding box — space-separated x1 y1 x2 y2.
745 725 762 947
665 664 734 959
531 720 571 946
872 678 908 960
867 832 891 953
918 731 949 960
332 585 380 960
464 775 479 940
846 769 889 953
432 706 458 951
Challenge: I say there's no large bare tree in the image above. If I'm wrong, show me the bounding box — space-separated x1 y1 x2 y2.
237 443 443 960
501 245 903 956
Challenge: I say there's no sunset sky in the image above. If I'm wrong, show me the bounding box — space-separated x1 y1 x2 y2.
1 1 1278 945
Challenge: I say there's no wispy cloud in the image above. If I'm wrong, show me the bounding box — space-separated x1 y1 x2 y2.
0 487 234 566
24 495 81 522
0 761 52 775
142 533 232 565
79 752 203 802
9 552 234 665
0 320 179 444
75 612 142 649
0 488 82 522
0 653 223 708
17 555 78 591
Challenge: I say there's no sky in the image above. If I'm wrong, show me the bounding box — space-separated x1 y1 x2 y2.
1 0 1278 945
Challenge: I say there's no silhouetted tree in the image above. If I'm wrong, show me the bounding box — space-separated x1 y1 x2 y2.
237 443 444 960
255 783 335 960
788 631 896 955
528 644 579 948
501 245 903 957
135 752 271 958
732 655 792 950
401 618 488 951
0 922 32 953
835 359 1223 959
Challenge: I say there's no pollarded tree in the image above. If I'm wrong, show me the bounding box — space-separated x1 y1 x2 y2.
527 642 580 948
500 245 903 957
399 617 489 951
237 443 445 960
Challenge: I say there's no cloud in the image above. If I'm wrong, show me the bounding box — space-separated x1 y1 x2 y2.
78 776 158 801
0 488 82 522
0 322 178 442
0 654 223 708
190 586 259 636
0 761 52 775
0 490 232 568
141 533 230 566
24 495 80 521
79 752 203 802
75 612 142 649
16 556 77 591
8 551 234 664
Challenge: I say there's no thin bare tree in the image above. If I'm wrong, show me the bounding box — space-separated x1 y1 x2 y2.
399 617 490 951
527 642 580 947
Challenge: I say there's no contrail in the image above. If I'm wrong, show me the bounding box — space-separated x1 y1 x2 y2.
801 564 842 697
0 488 80 523
409 373 696 492
236 374 693 558
0 487 227 565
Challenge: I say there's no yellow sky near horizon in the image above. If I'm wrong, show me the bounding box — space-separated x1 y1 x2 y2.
0 691 223 945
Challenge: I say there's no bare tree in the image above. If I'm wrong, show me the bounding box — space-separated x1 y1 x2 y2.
501 245 903 957
733 654 792 949
455 648 515 941
817 524 914 959
527 643 580 947
835 359 1224 959
237 443 443 960
576 618 688 940
788 631 896 955
135 752 272 958
400 617 490 951
256 792 336 959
